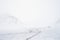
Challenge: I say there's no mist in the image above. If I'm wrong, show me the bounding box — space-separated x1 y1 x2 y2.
0 0 60 28
0 0 60 40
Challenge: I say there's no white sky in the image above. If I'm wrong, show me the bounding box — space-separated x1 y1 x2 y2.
0 0 60 27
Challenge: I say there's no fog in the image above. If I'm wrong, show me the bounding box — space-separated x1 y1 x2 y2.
0 0 60 40
0 0 60 27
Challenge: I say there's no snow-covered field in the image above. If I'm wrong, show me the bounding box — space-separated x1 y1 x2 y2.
0 23 59 40
0 14 52 40
0 25 59 40
0 14 60 40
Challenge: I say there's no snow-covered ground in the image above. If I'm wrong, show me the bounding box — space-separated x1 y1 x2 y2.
0 14 52 40
0 14 60 40
0 25 57 40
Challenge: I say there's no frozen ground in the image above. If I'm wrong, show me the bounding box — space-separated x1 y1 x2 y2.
0 27 53 40
0 25 59 40
0 14 60 40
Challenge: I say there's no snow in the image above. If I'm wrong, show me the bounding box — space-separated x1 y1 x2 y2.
0 0 60 40
0 14 60 40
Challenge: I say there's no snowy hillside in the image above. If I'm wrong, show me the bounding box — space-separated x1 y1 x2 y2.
0 14 60 40
0 14 53 40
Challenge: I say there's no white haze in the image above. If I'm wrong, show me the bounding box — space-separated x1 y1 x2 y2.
0 0 60 40
0 0 60 28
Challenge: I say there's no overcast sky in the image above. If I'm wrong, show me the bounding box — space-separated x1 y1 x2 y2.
0 0 60 27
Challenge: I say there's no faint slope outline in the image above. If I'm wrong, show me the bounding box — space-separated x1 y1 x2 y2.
0 14 24 24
